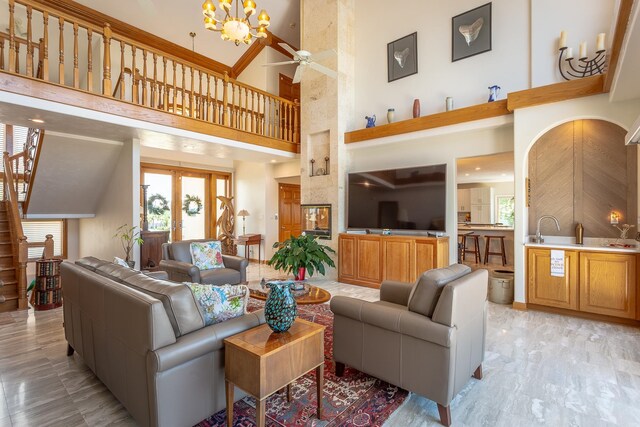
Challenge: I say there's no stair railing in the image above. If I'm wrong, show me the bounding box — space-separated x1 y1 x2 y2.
2 0 300 145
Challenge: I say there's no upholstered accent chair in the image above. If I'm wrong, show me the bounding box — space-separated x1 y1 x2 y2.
160 239 248 285
330 265 488 426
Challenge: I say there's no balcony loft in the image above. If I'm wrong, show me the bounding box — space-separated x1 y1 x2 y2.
0 0 300 153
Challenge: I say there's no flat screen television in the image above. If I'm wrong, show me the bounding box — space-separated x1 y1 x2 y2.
347 164 446 232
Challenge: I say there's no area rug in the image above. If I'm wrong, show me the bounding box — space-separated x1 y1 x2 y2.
196 300 408 427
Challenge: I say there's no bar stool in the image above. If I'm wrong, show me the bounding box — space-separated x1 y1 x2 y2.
461 233 481 264
484 235 507 266
457 233 471 263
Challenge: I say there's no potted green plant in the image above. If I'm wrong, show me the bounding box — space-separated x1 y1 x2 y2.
114 224 144 268
268 233 336 280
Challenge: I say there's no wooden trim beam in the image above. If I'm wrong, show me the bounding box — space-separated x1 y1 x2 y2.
0 72 300 154
506 75 604 111
344 100 511 144
604 0 635 92
28 0 232 76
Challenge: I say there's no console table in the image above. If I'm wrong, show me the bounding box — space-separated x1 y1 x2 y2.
234 234 262 263
338 234 449 288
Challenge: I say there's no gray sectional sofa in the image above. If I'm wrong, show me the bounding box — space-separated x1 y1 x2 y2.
61 256 264 427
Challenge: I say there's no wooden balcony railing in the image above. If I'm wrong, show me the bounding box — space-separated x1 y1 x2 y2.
2 0 300 147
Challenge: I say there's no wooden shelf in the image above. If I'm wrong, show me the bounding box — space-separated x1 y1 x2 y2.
507 75 604 111
345 100 511 144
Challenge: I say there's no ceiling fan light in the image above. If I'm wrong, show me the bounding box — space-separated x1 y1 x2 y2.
258 9 270 27
255 26 268 38
243 0 256 16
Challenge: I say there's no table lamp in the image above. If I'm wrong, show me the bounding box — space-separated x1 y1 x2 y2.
238 209 250 235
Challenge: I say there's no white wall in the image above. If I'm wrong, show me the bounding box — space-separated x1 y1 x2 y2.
348 125 514 262
354 0 615 125
79 139 141 266
237 49 297 94
513 94 640 304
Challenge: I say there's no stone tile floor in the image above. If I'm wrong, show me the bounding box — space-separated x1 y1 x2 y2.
0 262 639 426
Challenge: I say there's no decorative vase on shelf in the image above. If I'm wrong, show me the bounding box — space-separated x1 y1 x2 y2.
365 115 376 128
412 99 421 118
387 108 395 124
265 282 297 333
488 85 501 102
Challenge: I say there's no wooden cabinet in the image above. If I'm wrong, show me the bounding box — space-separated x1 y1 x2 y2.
527 247 639 320
471 204 493 224
527 248 579 310
579 252 636 319
457 189 471 212
338 234 449 288
141 230 170 270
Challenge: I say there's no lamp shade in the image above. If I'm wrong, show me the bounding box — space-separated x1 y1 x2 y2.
238 209 250 217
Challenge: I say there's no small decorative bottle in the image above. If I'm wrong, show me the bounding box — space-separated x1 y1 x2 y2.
387 108 395 124
412 99 421 118
446 97 454 111
575 223 584 245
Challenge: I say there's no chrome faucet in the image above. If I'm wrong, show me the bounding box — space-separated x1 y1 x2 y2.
534 215 560 243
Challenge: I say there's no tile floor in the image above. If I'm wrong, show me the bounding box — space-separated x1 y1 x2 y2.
0 262 639 426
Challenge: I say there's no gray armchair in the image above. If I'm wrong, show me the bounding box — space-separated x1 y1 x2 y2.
330 265 488 426
160 239 248 285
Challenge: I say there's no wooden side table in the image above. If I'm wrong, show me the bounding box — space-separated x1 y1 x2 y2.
224 319 325 427
234 234 262 263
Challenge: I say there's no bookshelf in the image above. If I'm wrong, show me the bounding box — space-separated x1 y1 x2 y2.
33 259 63 311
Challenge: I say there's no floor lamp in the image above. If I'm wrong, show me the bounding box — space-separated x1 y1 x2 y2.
238 210 250 235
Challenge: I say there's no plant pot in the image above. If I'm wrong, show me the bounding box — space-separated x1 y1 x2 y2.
265 282 297 333
294 267 306 281
126 260 136 269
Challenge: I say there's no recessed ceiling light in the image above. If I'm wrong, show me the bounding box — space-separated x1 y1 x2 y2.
474 167 481 171
29 118 45 124
270 159 277 163
183 144 196 149
501 173 507 177
465 173 470 177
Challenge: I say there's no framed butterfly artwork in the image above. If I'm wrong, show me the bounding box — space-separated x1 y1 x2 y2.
452 3 492 62
387 32 418 82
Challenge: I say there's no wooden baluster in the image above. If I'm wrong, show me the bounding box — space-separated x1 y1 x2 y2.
198 71 203 119
223 72 229 126
102 24 112 96
189 67 194 118
17 236 27 310
58 17 64 85
142 49 148 106
294 99 299 144
244 87 250 130
119 41 125 100
8 0 16 73
206 74 211 122
72 23 79 88
181 64 186 115
26 6 33 77
172 61 177 113
236 86 242 129
261 94 266 135
212 76 219 124
288 102 293 142
41 12 49 80
152 53 158 108
232 83 237 128
0 40 4 71
14 44 20 73
162 57 168 111
87 29 93 92
131 46 137 104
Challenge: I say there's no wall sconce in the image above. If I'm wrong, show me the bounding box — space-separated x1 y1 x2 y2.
610 211 620 225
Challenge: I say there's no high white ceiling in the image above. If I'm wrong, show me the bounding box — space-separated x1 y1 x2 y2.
74 0 300 67
457 152 514 183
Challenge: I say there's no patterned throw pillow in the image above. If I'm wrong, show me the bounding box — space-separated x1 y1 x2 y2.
190 241 225 270
186 283 249 326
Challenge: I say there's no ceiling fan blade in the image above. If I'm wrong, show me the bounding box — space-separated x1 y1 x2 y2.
309 62 337 79
292 65 304 84
263 61 298 67
278 42 300 59
310 49 336 62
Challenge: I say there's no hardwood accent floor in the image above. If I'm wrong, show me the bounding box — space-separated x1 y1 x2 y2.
0 262 639 426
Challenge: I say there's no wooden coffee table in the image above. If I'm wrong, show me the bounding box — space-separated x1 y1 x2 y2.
247 283 331 305
224 319 325 427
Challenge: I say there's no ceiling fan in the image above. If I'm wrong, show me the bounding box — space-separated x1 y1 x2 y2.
263 43 337 84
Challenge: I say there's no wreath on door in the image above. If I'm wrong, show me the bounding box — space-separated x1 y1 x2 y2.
147 193 170 216
183 194 203 217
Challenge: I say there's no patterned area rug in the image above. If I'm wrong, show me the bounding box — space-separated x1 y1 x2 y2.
196 300 408 427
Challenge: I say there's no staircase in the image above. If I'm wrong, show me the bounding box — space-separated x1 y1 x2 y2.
0 201 19 312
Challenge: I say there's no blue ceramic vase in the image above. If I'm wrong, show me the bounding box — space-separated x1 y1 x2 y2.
265 282 297 333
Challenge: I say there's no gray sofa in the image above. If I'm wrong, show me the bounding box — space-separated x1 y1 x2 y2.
160 239 248 285
61 256 264 427
330 265 488 426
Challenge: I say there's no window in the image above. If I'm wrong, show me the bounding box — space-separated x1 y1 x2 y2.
496 196 515 227
22 220 66 260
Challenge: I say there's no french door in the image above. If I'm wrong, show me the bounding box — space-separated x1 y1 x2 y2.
141 164 231 242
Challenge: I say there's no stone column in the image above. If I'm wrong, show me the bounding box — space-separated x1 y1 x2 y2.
300 0 355 279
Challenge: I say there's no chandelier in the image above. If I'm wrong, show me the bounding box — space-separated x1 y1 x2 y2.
202 0 270 46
